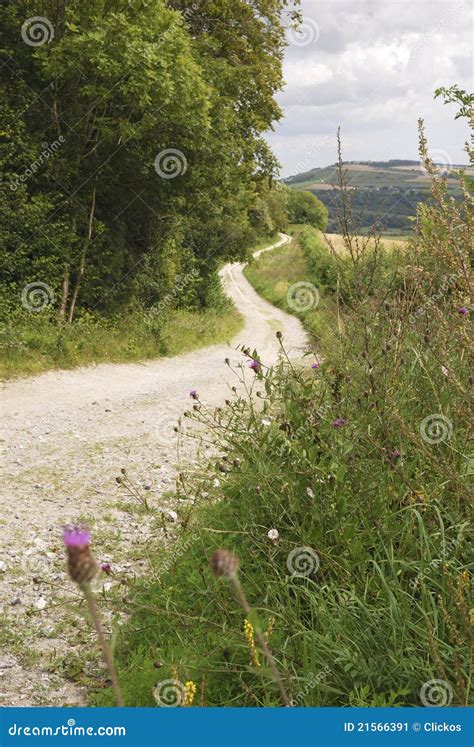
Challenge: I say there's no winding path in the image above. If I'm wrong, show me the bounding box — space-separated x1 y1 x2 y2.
0 233 308 705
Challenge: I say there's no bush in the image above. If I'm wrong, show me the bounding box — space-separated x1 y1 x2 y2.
287 190 328 230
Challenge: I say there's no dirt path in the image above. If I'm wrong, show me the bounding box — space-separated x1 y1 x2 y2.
0 233 308 706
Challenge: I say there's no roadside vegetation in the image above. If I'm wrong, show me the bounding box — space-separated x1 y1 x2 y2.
1 1 295 378
91 124 472 707
0 305 243 380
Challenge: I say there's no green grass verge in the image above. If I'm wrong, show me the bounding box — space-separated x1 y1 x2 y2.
0 305 243 380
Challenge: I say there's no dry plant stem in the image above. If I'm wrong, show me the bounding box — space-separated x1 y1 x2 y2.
229 575 292 707
81 582 124 706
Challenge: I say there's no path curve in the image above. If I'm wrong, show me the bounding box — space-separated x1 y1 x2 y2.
0 233 308 705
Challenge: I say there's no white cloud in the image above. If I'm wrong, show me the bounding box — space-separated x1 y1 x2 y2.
269 0 472 174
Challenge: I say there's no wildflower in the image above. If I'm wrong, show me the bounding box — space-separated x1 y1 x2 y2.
209 549 239 579
244 618 260 668
184 680 197 706
100 562 112 575
212 478 220 487
392 449 401 461
209 549 291 707
311 363 320 369
249 359 261 373
458 306 468 316
331 418 347 428
63 525 123 705
267 528 279 543
261 418 271 426
63 524 98 586
189 389 198 399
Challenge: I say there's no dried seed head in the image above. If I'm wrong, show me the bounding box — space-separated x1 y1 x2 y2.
209 550 239 579
276 331 282 339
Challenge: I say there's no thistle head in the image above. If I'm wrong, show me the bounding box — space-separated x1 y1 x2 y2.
63 524 98 586
209 549 239 579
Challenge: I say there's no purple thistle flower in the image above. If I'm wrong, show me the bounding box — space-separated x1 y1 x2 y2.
63 524 91 548
458 306 468 316
249 359 261 373
392 449 401 461
331 418 347 428
189 389 198 399
100 562 112 575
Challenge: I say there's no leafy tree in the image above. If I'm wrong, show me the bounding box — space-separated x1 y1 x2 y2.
287 189 328 230
0 0 298 321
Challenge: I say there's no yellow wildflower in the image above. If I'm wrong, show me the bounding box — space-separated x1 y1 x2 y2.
244 618 260 667
184 680 197 706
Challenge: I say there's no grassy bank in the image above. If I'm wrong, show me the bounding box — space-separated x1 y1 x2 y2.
0 306 243 380
90 166 471 707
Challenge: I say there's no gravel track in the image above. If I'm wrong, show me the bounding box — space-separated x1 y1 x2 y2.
0 233 308 706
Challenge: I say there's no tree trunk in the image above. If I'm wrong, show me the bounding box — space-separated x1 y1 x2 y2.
67 187 96 324
58 264 69 322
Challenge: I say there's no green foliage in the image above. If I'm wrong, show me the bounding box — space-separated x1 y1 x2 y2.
434 85 474 120
0 0 294 325
0 305 242 379
93 128 472 708
287 190 328 229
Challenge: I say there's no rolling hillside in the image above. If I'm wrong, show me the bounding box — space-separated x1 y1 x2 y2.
283 160 472 236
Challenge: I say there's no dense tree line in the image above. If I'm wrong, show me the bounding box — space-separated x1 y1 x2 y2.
1 0 297 321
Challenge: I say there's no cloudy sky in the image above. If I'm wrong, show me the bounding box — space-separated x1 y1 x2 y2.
267 0 473 176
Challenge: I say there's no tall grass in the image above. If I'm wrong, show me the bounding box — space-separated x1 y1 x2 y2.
91 125 472 708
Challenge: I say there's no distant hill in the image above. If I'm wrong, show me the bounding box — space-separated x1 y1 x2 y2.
282 160 471 235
